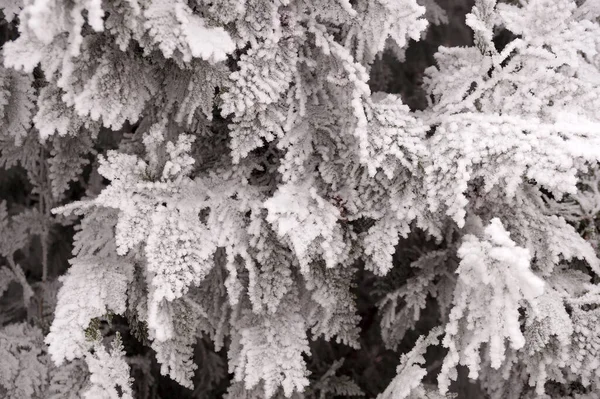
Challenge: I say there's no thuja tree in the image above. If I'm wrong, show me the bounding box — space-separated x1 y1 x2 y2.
1 0 600 398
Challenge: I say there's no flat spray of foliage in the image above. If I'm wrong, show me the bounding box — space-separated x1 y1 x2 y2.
1 0 600 398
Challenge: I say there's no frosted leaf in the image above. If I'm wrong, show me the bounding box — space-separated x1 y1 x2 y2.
144 0 234 63
264 179 348 271
0 0 596 397
362 216 407 276
2 30 46 73
465 0 497 54
163 60 227 126
422 0 600 227
102 0 145 51
246 214 295 314
83 335 133 399
221 35 297 118
424 46 490 114
304 264 361 348
146 204 216 305
222 37 299 162
478 185 600 276
379 327 443 399
17 0 104 56
439 218 544 393
230 296 310 398
568 307 600 389
178 10 234 63
35 83 99 140
161 133 196 180
87 132 198 257
425 115 600 226
359 93 428 178
362 181 439 275
498 0 577 40
346 0 427 64
59 42 158 130
524 289 573 355
45 258 134 365
231 0 288 45
150 298 200 387
548 170 600 225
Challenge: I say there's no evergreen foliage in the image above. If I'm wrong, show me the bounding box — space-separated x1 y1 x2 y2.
0 0 600 398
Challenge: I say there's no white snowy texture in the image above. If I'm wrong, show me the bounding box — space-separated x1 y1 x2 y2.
45 258 134 365
439 218 545 393
0 0 600 397
83 336 134 399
